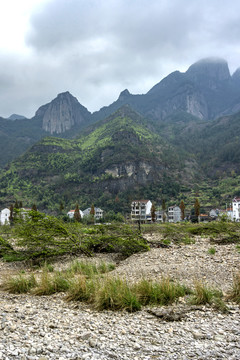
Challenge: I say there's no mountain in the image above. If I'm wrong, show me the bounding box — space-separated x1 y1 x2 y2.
0 116 47 168
93 58 240 122
0 92 92 169
0 106 200 213
36 91 91 134
1 57 240 213
8 114 26 120
1 57 240 170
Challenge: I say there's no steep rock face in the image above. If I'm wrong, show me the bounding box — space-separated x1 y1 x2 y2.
36 91 91 134
145 58 233 120
93 58 240 122
186 58 231 88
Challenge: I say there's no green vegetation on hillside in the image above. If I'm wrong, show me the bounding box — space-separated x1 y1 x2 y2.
0 107 240 214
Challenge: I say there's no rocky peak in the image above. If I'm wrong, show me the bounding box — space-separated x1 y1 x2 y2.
7 114 26 120
232 67 240 82
186 58 231 88
35 91 91 134
118 89 131 101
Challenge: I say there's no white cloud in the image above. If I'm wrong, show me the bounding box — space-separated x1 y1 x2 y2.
0 0 240 117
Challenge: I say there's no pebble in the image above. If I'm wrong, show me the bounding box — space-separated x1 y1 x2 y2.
0 236 239 359
0 291 239 360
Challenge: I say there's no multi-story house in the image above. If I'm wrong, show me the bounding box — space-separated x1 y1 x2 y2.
82 207 104 220
168 205 181 223
67 209 84 219
232 197 240 221
0 208 10 225
156 210 167 222
131 200 152 223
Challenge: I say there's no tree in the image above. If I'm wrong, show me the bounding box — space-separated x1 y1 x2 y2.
90 204 95 223
194 198 200 218
151 204 156 222
59 201 64 213
180 200 185 221
9 204 14 224
14 200 19 209
162 199 166 223
74 203 81 222
90 204 95 217
32 204 37 211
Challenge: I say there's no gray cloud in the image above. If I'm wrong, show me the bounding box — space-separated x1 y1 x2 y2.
0 0 240 118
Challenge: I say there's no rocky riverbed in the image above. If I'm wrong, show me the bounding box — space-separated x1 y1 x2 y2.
0 236 239 359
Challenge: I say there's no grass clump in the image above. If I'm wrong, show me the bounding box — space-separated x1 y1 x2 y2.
67 261 98 277
66 260 115 277
34 271 69 295
181 236 195 245
65 276 96 302
94 277 141 312
134 278 190 306
189 281 228 312
2 273 37 293
227 272 240 304
208 247 216 255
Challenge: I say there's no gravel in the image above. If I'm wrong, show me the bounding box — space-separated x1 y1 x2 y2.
0 235 239 359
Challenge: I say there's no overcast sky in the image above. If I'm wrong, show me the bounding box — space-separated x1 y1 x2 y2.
1 0 240 118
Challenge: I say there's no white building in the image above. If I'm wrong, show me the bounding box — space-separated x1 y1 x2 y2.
156 210 167 222
0 208 10 225
168 206 181 223
82 207 103 220
131 200 152 222
232 197 240 221
67 209 84 219
209 209 219 218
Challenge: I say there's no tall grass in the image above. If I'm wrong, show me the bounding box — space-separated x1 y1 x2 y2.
65 276 190 312
189 281 228 312
93 277 141 312
134 278 191 306
66 260 115 277
2 273 37 293
227 272 240 304
33 271 70 295
65 276 96 302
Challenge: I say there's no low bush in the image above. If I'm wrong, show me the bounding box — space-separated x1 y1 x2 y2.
0 236 14 258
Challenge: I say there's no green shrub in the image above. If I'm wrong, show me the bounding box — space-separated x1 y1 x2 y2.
0 236 14 257
83 232 149 258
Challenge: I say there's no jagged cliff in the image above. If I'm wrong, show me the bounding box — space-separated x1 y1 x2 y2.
36 91 91 134
93 58 240 122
